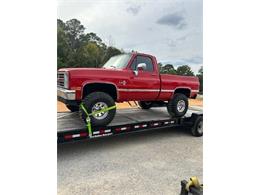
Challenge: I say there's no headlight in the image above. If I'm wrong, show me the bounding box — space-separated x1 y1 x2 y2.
64 72 69 89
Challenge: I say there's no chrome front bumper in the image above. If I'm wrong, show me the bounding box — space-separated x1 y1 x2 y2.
57 87 76 100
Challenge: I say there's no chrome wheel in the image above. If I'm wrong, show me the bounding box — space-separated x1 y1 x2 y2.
197 120 203 134
177 100 186 112
91 102 108 120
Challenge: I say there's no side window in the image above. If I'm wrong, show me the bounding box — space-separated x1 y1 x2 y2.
137 56 154 72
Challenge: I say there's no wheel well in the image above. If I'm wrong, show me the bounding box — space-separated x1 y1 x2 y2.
82 83 117 100
174 88 191 98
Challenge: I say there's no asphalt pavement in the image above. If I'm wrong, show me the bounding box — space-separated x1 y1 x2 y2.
58 122 202 195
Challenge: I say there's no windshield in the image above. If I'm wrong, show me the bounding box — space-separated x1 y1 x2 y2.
103 54 131 69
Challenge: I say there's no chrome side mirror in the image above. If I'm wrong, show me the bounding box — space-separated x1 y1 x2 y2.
133 63 146 76
137 63 146 71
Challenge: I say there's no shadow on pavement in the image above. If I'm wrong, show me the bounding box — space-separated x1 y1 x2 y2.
57 127 193 157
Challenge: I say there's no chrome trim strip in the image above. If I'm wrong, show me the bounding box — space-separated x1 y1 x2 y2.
160 90 173 92
57 87 76 100
118 89 160 92
118 88 199 93
161 88 199 93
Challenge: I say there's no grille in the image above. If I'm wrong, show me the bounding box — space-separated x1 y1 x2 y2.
57 72 65 88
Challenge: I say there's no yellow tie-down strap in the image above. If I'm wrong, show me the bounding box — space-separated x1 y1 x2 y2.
80 103 116 137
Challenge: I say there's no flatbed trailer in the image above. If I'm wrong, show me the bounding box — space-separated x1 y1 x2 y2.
57 107 203 144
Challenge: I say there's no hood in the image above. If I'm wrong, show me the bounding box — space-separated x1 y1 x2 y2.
58 67 125 78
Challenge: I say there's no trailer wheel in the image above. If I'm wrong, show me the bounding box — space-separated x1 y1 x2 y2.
191 115 203 137
79 92 116 127
167 93 189 117
66 105 79 112
138 101 153 109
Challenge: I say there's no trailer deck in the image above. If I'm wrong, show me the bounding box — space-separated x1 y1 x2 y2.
58 107 203 143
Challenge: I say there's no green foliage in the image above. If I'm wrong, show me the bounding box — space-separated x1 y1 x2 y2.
57 19 122 69
102 47 122 63
65 19 85 49
176 65 194 76
160 64 176 75
77 43 101 67
57 25 71 68
165 69 177 75
158 62 163 69
159 64 195 77
196 66 203 94
164 64 174 71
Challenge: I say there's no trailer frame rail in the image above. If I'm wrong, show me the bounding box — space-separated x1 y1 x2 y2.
57 111 202 144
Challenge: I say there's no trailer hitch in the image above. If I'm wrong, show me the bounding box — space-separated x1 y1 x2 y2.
80 103 116 137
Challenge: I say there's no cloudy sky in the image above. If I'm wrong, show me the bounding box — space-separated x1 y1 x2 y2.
58 0 202 73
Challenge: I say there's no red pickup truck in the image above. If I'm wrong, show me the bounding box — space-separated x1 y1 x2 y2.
58 52 199 126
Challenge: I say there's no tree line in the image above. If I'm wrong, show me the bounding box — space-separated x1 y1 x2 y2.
57 19 202 93
58 19 122 69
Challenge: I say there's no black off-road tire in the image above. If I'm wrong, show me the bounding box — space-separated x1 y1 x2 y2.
191 115 203 137
79 92 116 127
138 101 153 109
66 105 79 112
167 93 189 118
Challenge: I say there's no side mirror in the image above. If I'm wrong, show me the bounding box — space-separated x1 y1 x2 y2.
133 63 146 76
137 63 146 71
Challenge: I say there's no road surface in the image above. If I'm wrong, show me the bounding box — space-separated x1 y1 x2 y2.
58 113 202 195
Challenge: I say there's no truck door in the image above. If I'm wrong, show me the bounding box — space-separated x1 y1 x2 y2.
125 55 160 101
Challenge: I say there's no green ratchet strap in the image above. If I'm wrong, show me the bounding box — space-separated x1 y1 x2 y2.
80 103 116 137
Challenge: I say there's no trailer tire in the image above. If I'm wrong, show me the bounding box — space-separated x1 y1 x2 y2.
138 101 153 109
167 93 188 117
79 92 116 127
66 105 79 112
191 115 203 137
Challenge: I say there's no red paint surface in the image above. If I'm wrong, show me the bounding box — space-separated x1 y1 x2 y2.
58 53 199 101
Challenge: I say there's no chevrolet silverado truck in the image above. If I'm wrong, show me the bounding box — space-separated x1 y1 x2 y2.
57 52 200 126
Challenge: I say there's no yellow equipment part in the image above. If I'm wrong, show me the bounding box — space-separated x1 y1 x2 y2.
185 177 203 191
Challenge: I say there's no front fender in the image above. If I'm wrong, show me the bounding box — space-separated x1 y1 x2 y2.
81 81 119 100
